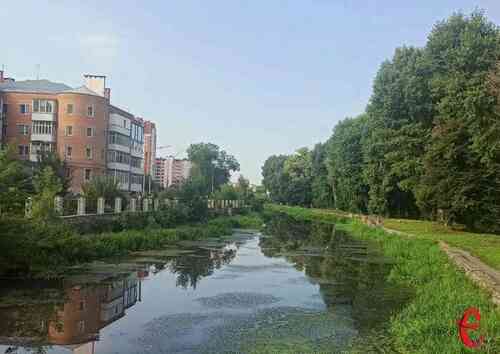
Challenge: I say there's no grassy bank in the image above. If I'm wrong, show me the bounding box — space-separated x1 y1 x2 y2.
268 204 500 270
265 205 500 353
383 218 500 269
0 213 262 277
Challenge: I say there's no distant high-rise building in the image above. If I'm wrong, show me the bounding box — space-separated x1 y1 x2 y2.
143 120 157 178
155 156 192 188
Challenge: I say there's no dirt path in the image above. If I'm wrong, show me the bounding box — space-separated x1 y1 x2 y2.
439 241 500 306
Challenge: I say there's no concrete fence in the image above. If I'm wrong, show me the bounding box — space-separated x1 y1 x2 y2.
18 197 247 219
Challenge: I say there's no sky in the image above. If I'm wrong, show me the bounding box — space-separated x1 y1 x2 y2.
1 1 499 184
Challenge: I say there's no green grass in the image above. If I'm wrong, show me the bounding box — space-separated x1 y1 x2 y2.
0 214 259 276
265 205 500 353
225 212 263 229
383 218 500 270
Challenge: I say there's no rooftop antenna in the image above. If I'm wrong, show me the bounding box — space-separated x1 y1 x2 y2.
36 64 40 80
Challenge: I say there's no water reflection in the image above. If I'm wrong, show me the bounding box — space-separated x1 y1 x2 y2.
167 245 238 289
0 272 142 354
261 213 412 334
0 217 411 353
0 240 239 354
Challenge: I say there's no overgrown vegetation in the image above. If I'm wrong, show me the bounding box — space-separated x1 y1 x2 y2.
262 11 500 232
0 212 260 276
0 138 263 276
266 205 500 353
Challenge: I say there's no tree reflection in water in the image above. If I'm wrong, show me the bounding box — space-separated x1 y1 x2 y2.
167 245 238 289
0 236 241 353
260 213 412 335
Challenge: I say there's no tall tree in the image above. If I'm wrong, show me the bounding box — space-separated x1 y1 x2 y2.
32 166 63 221
326 115 368 213
310 143 334 208
261 155 290 204
283 147 313 206
36 151 72 195
363 46 433 217
187 143 240 195
0 146 32 214
417 11 500 230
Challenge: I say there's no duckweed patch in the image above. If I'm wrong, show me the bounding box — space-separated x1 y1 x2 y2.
196 292 281 309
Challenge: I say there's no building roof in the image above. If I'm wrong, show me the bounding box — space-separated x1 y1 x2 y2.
0 79 72 93
60 85 102 97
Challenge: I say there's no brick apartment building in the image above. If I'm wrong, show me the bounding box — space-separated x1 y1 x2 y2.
155 156 192 189
0 71 157 194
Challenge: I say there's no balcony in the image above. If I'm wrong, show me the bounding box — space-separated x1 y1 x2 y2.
130 166 143 175
107 161 131 172
31 132 56 143
32 112 56 122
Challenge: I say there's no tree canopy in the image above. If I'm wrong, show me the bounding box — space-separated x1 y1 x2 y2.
187 143 240 195
261 11 500 232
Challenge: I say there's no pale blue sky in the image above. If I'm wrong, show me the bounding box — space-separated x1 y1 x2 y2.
1 1 499 183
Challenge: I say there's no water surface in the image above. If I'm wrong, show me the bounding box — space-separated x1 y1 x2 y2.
0 215 409 353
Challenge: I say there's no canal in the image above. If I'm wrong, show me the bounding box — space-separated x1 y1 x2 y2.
0 214 410 353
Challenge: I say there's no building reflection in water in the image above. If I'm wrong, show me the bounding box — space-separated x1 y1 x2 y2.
0 239 239 354
0 270 144 354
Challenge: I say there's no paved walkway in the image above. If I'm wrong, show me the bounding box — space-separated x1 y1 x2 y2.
379 221 500 307
439 241 500 306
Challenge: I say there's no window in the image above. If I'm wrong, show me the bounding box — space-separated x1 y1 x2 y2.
84 169 92 181
123 119 127 128
86 127 95 137
108 131 130 147
77 320 85 333
65 145 72 158
2 104 7 114
131 174 143 185
19 104 29 114
18 145 29 156
87 105 95 117
79 301 85 311
32 99 54 113
107 150 130 164
65 126 73 136
131 156 142 168
32 121 53 135
67 104 74 114
31 142 52 158
110 169 129 184
17 124 29 135
85 145 93 160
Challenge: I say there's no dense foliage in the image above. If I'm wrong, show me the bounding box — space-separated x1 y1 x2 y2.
262 11 500 232
187 142 240 195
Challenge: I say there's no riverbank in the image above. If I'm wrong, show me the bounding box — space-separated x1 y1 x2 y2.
264 205 500 353
0 212 262 277
268 204 500 270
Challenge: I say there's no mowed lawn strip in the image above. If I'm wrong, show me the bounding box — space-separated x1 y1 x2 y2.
383 218 500 270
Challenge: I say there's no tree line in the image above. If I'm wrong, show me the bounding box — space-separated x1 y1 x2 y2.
262 11 500 232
